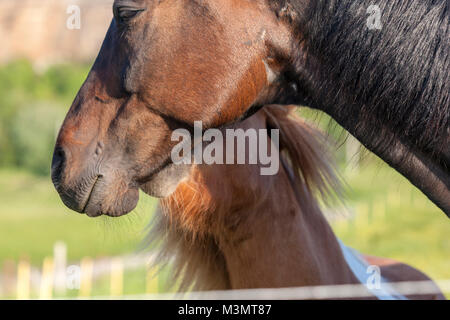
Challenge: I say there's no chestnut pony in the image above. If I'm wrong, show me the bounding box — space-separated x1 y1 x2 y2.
147 106 444 299
51 0 449 219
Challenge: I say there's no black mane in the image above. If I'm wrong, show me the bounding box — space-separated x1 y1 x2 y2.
272 0 449 162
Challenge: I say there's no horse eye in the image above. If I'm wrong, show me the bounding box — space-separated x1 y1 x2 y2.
114 6 145 24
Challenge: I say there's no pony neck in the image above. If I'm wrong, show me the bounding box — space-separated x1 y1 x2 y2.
205 162 359 289
162 160 359 289
158 106 360 291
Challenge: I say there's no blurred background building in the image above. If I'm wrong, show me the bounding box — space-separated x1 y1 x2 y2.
0 0 112 66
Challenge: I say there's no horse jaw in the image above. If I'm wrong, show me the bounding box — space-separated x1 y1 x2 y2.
140 163 192 198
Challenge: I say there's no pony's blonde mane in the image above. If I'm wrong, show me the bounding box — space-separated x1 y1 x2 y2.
145 105 341 291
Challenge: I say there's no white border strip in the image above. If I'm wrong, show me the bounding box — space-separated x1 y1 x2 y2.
81 280 450 300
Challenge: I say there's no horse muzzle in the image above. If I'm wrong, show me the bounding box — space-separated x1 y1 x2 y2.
51 143 139 218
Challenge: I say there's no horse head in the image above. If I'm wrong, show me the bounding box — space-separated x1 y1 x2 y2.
51 0 296 217
52 0 450 217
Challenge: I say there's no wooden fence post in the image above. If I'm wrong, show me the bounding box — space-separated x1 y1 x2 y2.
1 260 16 298
79 257 93 298
17 259 31 300
53 241 67 296
146 268 159 294
39 257 54 300
110 258 123 297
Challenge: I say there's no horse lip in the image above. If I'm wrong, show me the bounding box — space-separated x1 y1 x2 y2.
81 175 101 214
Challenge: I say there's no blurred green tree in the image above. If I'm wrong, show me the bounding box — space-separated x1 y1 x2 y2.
0 60 90 175
10 103 65 175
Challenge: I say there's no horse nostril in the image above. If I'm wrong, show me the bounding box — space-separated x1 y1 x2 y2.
52 147 66 173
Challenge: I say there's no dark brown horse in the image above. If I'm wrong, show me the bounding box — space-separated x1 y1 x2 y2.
51 0 449 217
147 105 444 299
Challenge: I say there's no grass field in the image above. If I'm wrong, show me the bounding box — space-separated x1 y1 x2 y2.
334 162 450 285
0 168 155 265
0 159 449 298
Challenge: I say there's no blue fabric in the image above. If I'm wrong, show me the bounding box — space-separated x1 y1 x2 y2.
338 240 407 300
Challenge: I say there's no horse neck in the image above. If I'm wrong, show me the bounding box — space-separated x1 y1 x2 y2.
190 160 359 289
160 107 360 290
